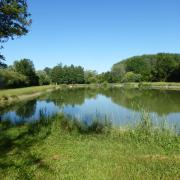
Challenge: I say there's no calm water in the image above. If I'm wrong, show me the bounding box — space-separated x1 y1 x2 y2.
1 88 180 131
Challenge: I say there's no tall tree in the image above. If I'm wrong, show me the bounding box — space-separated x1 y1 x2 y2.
0 0 31 66
50 64 85 84
13 59 39 86
37 70 50 85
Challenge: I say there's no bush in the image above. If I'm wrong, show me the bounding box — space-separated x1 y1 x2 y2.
122 72 142 82
0 69 27 88
36 70 50 85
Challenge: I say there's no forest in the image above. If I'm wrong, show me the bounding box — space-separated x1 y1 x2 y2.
112 53 180 82
1 53 180 89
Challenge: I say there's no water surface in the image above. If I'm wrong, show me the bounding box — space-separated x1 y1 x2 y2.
1 88 180 131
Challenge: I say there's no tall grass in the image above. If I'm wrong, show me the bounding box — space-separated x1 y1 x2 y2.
60 115 112 134
0 108 179 179
120 108 180 153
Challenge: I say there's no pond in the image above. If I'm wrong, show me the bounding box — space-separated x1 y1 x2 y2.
1 88 180 132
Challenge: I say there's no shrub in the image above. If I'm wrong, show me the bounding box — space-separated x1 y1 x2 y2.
0 69 27 88
122 72 142 82
36 70 50 85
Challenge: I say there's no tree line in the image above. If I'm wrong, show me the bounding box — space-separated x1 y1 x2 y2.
0 58 120 89
111 53 180 83
1 52 180 89
0 59 87 88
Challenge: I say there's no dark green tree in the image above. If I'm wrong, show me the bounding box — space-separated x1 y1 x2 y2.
44 67 52 76
112 53 180 82
0 0 31 66
97 71 119 83
50 64 85 84
50 64 63 84
37 70 50 85
152 53 178 81
0 68 27 88
13 59 39 86
84 70 98 84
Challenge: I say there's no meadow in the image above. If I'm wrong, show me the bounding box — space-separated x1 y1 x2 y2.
0 110 179 179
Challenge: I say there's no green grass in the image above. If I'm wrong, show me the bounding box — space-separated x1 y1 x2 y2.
1 82 180 102
0 85 59 111
0 85 56 98
0 111 179 179
113 82 180 90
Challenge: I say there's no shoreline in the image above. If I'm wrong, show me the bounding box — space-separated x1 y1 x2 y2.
0 85 59 108
113 82 180 90
1 82 180 106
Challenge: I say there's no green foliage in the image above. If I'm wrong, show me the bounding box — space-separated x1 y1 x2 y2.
84 70 98 84
126 109 179 152
97 71 120 83
0 55 7 68
112 53 180 82
152 53 180 82
0 69 27 88
51 64 85 84
43 67 52 75
0 0 31 64
36 70 50 85
13 59 39 86
122 72 142 82
0 0 31 40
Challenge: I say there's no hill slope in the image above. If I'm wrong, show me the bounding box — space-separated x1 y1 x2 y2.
112 53 180 82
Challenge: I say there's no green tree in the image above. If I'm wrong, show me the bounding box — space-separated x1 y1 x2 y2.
44 67 52 76
84 70 98 84
122 72 142 82
112 53 180 82
37 70 50 85
50 64 63 84
111 63 125 82
13 59 39 86
152 53 178 81
97 71 119 83
50 64 85 84
0 0 31 66
75 66 85 84
0 68 27 88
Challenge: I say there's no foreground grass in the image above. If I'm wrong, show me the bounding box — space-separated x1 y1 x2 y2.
0 113 180 179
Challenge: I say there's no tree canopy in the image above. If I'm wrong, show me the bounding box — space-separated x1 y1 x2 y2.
51 64 85 84
0 0 31 66
112 53 180 82
13 59 39 86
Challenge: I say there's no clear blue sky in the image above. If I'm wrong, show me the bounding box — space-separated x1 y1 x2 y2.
3 0 180 73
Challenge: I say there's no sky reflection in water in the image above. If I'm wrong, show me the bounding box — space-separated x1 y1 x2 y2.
1 88 180 132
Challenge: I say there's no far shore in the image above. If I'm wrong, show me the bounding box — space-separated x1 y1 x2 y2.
1 82 180 107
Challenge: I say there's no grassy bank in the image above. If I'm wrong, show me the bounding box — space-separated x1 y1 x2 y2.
0 112 179 179
0 85 57 98
1 82 180 100
0 85 58 106
1 82 180 108
114 82 180 90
